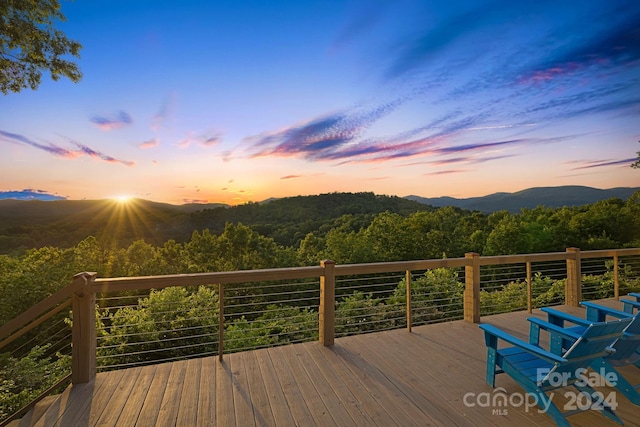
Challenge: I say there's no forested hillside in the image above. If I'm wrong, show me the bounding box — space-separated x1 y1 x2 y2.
0 192 432 254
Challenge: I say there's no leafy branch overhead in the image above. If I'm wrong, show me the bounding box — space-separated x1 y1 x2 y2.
0 0 82 94
633 140 640 169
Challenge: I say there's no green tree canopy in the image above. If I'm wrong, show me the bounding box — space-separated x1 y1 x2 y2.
1 0 82 94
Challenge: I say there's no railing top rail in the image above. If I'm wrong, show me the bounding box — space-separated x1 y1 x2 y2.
334 257 469 276
92 265 324 293
0 275 82 344
89 248 640 293
478 251 571 266
581 248 640 259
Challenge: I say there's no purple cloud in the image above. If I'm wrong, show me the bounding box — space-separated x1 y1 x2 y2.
568 158 637 170
0 130 135 166
424 169 469 176
245 99 402 161
139 138 159 149
201 133 223 147
0 130 78 158
178 131 223 148
90 111 133 131
67 139 135 166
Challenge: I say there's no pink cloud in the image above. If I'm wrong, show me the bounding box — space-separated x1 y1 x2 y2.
90 111 133 131
139 138 159 149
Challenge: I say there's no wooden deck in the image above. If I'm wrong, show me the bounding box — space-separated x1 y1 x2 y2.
15 300 640 426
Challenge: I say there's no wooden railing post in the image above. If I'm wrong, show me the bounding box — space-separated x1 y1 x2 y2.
613 254 619 300
319 260 335 346
218 283 224 361
464 253 480 323
406 270 412 332
72 272 97 384
566 247 582 306
526 261 532 313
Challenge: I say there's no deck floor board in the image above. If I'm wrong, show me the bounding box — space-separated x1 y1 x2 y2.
24 300 640 426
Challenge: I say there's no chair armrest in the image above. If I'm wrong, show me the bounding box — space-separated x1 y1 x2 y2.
580 301 632 322
541 307 592 327
479 323 566 364
528 317 583 340
628 292 640 302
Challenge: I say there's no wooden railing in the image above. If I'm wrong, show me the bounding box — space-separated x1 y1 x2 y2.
1 247 639 387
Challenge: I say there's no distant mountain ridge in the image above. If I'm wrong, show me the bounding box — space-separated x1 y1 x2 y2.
0 190 65 201
0 187 638 254
404 186 640 213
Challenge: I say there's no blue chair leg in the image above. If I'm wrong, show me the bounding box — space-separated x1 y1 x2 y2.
590 358 640 406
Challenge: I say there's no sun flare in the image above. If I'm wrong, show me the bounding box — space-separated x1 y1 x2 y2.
114 195 132 203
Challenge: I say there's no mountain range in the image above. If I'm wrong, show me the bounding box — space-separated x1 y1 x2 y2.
404 186 640 213
2 186 638 214
0 186 638 254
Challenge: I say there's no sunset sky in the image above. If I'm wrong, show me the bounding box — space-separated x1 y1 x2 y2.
1 0 639 205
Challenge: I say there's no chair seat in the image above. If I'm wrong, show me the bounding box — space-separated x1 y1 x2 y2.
499 346 554 383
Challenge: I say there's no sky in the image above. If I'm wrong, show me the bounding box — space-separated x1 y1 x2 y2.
1 0 639 205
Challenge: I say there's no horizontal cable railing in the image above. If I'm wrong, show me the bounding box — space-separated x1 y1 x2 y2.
217 278 320 355
2 247 640 426
334 271 407 337
0 306 72 425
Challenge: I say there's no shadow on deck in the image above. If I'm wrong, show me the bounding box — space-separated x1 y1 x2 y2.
16 300 640 426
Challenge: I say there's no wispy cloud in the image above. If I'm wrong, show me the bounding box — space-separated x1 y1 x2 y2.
424 169 469 176
201 132 223 147
242 101 581 165
177 131 223 148
567 158 637 170
67 139 135 166
152 93 177 131
519 6 640 84
0 130 135 166
0 130 78 158
244 99 402 160
139 138 159 149
90 111 133 131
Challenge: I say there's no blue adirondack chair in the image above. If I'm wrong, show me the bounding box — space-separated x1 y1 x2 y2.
541 297 640 406
480 316 632 427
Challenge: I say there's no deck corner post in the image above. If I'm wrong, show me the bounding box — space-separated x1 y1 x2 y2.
565 247 582 306
72 272 97 384
320 259 335 346
464 252 481 323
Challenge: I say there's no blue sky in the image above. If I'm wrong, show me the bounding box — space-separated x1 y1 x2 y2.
1 0 639 204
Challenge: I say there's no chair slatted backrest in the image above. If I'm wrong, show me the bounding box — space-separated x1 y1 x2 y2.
586 302 640 365
539 317 633 385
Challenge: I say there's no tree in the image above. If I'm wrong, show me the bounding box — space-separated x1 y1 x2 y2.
1 0 82 94
633 140 640 169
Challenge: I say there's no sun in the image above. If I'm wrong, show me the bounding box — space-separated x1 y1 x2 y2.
114 194 133 203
